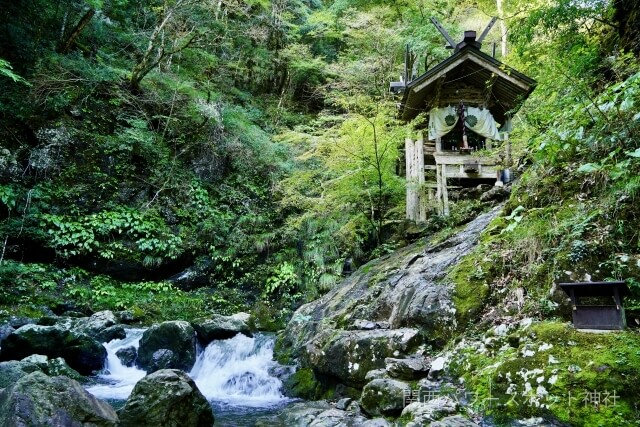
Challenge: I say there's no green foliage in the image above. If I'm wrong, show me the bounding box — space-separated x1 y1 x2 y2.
0 59 29 85
41 208 183 264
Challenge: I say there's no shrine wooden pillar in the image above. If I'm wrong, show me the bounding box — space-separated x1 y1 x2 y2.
405 135 427 221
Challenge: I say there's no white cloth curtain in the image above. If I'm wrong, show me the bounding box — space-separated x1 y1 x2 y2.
465 106 502 140
427 106 459 140
428 106 503 141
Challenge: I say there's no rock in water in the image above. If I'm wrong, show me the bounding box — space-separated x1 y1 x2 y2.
137 321 196 372
0 371 118 427
0 324 106 375
118 369 214 427
191 314 252 345
115 346 137 367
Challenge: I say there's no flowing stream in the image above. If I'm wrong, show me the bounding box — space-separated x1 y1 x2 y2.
87 330 293 426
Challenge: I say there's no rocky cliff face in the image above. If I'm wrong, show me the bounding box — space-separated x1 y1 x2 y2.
278 207 501 391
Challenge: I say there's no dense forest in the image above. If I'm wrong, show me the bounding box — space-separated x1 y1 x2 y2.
1 0 639 326
1 0 640 424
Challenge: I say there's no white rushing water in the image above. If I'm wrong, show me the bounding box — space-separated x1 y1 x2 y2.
87 329 290 408
85 328 146 400
190 333 289 407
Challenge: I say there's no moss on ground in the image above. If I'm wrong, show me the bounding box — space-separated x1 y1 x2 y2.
448 321 640 426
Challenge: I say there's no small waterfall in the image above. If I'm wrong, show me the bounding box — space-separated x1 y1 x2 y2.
190 333 290 407
86 328 146 400
86 329 291 410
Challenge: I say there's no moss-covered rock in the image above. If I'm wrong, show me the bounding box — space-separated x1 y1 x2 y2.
137 321 196 373
283 367 324 400
118 369 214 427
0 324 106 375
360 378 410 417
0 371 118 426
447 321 640 426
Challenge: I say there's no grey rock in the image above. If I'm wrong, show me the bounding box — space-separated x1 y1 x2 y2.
429 414 479 427
7 316 34 329
0 324 15 346
115 310 135 324
362 419 392 427
137 321 196 372
480 186 510 202
385 356 430 380
309 408 368 427
306 328 422 387
360 378 410 417
402 396 458 426
428 356 447 380
230 312 251 323
365 369 389 381
350 319 378 330
335 398 352 410
0 371 118 426
192 314 252 345
0 324 106 375
257 401 331 427
115 346 137 367
0 360 42 388
21 354 83 381
95 325 126 343
278 209 501 387
118 369 213 427
149 349 175 371
75 311 118 338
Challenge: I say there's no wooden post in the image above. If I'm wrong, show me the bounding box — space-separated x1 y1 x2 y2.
441 163 450 216
504 133 511 165
435 164 443 215
405 138 419 220
435 137 442 153
417 135 426 221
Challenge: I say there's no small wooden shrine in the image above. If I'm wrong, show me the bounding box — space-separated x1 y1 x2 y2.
391 19 536 219
559 281 630 330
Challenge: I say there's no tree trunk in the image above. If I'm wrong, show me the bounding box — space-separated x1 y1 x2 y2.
614 0 640 55
58 8 95 54
496 0 507 57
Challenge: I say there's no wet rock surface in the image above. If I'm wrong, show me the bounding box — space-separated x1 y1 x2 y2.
136 321 196 372
0 371 118 427
0 324 106 375
191 314 252 344
118 369 214 427
279 208 501 389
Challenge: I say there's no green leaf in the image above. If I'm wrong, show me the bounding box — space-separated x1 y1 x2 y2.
577 163 601 173
625 148 640 158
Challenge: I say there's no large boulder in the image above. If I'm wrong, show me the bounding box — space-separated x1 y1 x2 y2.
0 359 41 388
360 378 411 417
115 346 137 367
0 371 118 426
66 311 126 342
191 314 252 345
137 321 196 372
0 324 106 375
305 328 422 387
401 396 458 426
385 356 430 380
0 324 15 347
21 354 83 381
255 401 370 427
118 369 214 427
278 209 501 388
